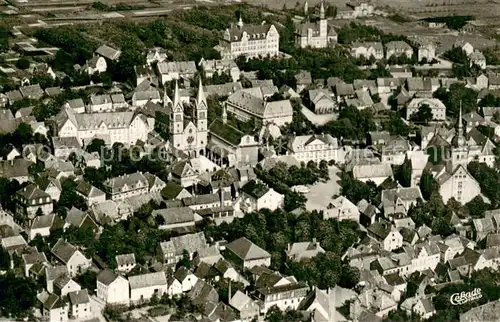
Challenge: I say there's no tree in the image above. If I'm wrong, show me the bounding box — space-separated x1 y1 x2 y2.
465 195 489 218
410 104 433 125
76 271 97 293
0 274 39 318
419 170 439 200
86 138 106 155
383 112 410 136
395 159 412 187
16 58 31 70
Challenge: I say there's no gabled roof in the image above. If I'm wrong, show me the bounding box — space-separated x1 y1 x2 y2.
95 45 121 61
153 207 195 225
240 180 270 199
68 289 89 305
31 214 55 230
97 269 119 285
17 184 50 201
51 239 79 264
226 237 271 261
129 271 167 289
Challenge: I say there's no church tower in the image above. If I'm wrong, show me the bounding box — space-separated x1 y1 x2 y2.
319 1 327 45
170 81 184 150
451 102 468 168
196 78 208 156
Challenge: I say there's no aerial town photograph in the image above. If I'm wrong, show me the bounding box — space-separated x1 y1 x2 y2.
1 0 500 320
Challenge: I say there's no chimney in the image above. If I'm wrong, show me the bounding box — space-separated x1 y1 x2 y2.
228 280 232 306
312 237 317 247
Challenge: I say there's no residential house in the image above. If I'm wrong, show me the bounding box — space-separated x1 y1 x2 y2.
386 41 414 60
85 56 107 75
417 41 436 62
103 172 150 201
199 58 241 83
308 89 337 114
240 180 284 212
68 289 92 320
52 136 80 160
153 207 201 231
295 70 313 93
41 293 69 322
367 222 404 251
132 89 161 107
167 276 183 296
51 239 91 277
146 47 168 65
193 246 223 266
89 94 113 113
174 266 198 292
214 259 250 286
482 106 500 122
157 232 208 265
157 61 197 84
54 276 81 297
75 181 106 206
353 163 393 185
288 134 344 164
95 45 121 61
350 42 384 60
286 238 325 261
218 18 280 59
325 196 360 222
15 184 53 221
225 237 271 269
129 271 168 303
64 98 86 114
96 269 130 305
255 275 308 313
28 214 55 241
229 290 260 322
0 159 33 183
406 98 446 121
470 51 486 69
381 187 423 216
22 249 48 277
20 84 44 100
116 254 136 273
134 65 156 87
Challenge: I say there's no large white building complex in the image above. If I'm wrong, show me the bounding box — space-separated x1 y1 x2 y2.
218 16 280 59
54 106 152 147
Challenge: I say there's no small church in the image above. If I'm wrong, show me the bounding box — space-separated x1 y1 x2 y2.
295 1 338 49
167 79 208 158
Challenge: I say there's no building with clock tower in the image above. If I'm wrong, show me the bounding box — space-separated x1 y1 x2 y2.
168 79 208 157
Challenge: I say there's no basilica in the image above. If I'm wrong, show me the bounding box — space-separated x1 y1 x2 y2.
168 79 208 158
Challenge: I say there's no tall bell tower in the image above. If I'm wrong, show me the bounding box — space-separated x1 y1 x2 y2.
170 81 184 151
196 78 208 156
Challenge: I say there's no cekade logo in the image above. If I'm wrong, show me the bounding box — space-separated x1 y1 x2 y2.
450 288 483 305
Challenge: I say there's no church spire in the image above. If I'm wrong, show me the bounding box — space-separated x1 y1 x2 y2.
320 0 325 19
454 101 465 147
237 15 243 28
173 80 181 109
197 77 206 108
